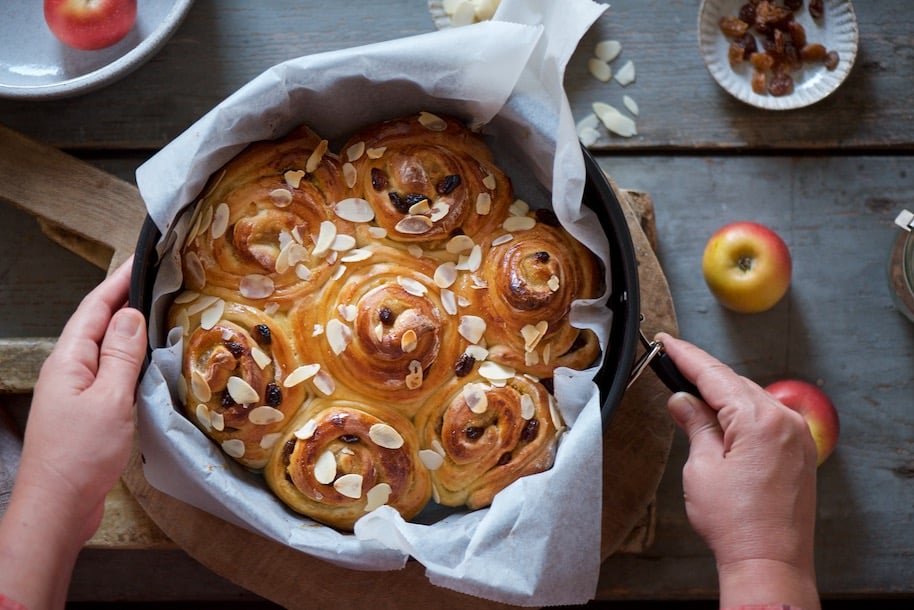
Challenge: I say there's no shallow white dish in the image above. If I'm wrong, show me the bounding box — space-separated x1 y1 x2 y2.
0 0 194 101
698 0 858 110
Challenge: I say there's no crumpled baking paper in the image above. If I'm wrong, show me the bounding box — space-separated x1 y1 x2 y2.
134 0 611 605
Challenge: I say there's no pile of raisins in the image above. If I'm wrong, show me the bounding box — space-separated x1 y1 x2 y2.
719 0 839 97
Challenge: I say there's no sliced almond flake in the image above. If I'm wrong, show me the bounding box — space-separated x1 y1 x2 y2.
287 243 309 267
195 404 212 430
579 126 600 148
475 192 492 215
313 323 324 336
342 163 357 188
306 140 329 173
341 248 372 263
614 59 636 86
284 170 305 189
419 449 444 471
434 262 458 288
482 173 497 190
366 146 386 159
457 295 471 308
588 57 612 82
547 275 560 291
314 370 335 395
431 484 441 504
334 473 363 499
418 111 448 131
431 438 446 457
186 293 220 316
338 304 358 322
405 359 424 390
394 215 433 235
369 423 404 449
368 226 387 239
200 299 225 330
429 201 450 222
186 203 205 244
440 288 458 316
364 482 392 511
463 382 489 414
240 274 275 299
542 343 552 365
270 188 294 207
331 265 347 281
405 245 423 259
503 215 536 232
173 290 200 304
211 203 230 239
251 346 271 369
458 315 486 344
227 376 260 404
211 411 225 432
465 245 482 272
249 406 285 425
576 112 600 133
623 95 640 116
373 322 385 342
177 376 188 404
284 363 320 388
479 361 516 382
520 394 536 420
346 141 365 162
291 225 305 244
260 432 283 450
446 234 475 255
326 319 352 355
334 198 375 223
197 204 214 238
295 264 313 281
525 350 541 367
397 276 427 297
595 39 622 62
521 321 549 352
191 369 212 402
294 418 318 440
222 439 246 459
314 450 337 485
275 240 295 274
401 329 418 353
465 344 489 361
184 251 206 290
491 234 514 247
331 233 357 252
594 101 637 137
510 199 530 216
408 198 431 215
549 395 564 430
312 220 337 257
220 328 233 341
174 309 191 337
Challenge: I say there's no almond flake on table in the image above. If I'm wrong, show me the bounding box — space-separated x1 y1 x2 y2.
593 102 637 138
595 39 622 63
614 60 636 86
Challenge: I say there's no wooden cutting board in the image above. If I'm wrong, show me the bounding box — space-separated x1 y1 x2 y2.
0 123 676 607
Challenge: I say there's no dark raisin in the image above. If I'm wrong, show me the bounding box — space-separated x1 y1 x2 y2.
768 70 794 96
378 307 395 325
225 341 246 357
787 20 806 48
340 434 360 443
734 33 758 60
719 16 748 38
784 0 802 11
221 392 236 408
436 174 461 195
540 378 555 395
371 167 387 191
454 353 476 377
809 0 824 20
738 2 756 26
824 50 839 71
388 192 410 214
534 251 550 263
265 383 282 407
405 193 428 207
465 426 484 440
281 439 296 466
497 452 512 466
521 419 540 443
534 208 560 227
254 324 271 344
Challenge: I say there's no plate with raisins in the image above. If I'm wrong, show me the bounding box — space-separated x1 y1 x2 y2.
698 0 858 110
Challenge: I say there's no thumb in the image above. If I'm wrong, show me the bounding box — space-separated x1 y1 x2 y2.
668 391 723 451
94 308 147 404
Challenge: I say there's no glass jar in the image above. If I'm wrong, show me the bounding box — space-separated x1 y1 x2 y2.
889 209 914 323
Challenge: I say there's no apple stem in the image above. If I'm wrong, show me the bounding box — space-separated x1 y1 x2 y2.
738 256 754 272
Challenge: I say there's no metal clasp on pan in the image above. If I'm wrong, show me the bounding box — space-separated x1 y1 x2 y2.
627 316 663 390
896 209 914 232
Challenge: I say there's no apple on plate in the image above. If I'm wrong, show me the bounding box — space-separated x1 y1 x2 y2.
766 379 840 466
44 0 138 51
702 221 792 313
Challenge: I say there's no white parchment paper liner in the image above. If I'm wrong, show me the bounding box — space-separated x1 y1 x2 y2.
135 0 610 605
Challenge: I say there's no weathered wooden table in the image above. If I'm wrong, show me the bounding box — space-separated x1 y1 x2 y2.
1 0 913 604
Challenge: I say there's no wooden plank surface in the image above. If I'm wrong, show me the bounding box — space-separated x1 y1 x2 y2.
0 1 911 152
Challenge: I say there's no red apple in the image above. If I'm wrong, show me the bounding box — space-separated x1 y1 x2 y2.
44 0 137 51
701 221 792 313
766 379 839 466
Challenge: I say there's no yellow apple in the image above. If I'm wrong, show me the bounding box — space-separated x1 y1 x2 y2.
701 221 792 313
766 379 839 466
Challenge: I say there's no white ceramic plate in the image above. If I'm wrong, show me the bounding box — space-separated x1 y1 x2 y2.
0 0 195 100
698 0 858 110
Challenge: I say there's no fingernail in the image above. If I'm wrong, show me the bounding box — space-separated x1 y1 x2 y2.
668 391 699 423
114 310 141 337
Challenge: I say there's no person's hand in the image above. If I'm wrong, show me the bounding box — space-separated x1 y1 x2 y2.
657 332 820 610
0 258 147 610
